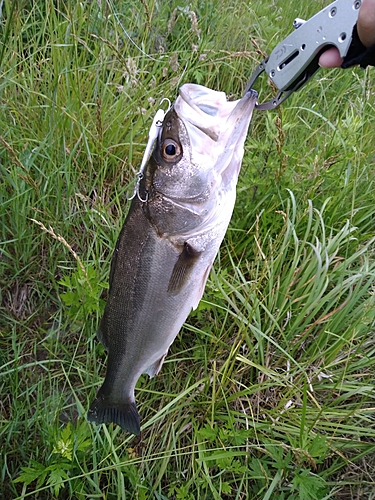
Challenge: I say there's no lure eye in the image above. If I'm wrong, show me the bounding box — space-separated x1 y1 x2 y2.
161 139 181 161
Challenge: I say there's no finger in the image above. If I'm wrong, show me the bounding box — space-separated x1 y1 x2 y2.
358 0 375 47
318 47 344 68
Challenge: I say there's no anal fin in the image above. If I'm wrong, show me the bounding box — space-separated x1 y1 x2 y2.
143 352 168 378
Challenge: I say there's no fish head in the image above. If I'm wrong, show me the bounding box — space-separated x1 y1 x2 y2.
148 83 258 205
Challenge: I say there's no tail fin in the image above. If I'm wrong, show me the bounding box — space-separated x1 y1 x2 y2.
87 396 140 435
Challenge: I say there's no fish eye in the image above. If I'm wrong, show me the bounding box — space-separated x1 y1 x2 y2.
161 139 181 161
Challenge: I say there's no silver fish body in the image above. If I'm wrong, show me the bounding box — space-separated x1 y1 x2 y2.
88 84 257 434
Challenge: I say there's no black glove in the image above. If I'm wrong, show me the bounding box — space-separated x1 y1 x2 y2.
342 23 375 68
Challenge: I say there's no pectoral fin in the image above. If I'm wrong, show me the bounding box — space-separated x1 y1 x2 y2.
168 242 201 295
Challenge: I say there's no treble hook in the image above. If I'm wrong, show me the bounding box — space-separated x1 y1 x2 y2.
127 97 172 203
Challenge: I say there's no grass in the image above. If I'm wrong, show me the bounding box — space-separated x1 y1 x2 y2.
1 0 375 498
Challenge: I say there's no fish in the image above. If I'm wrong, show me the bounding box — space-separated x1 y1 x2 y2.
87 83 257 435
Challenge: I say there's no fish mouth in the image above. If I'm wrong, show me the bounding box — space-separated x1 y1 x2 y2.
175 83 257 155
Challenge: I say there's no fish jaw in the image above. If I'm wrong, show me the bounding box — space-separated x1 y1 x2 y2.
147 85 257 238
176 83 258 181
176 83 250 139
151 84 257 208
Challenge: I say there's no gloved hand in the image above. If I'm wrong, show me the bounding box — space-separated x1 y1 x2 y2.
319 0 375 68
